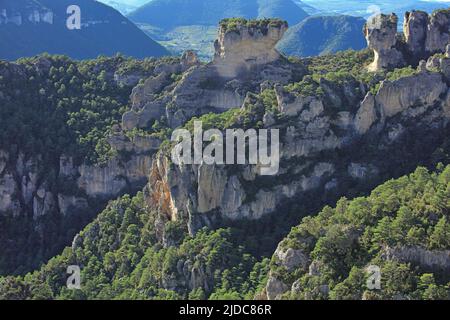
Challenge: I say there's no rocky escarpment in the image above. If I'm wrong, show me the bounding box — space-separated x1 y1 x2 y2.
365 10 450 71
145 56 450 244
0 137 159 220
122 19 305 130
213 19 288 78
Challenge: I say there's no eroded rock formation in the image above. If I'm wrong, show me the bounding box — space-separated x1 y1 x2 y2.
365 14 405 71
121 19 304 129
366 10 450 71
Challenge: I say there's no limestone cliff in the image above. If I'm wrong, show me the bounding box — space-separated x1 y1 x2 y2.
144 58 450 246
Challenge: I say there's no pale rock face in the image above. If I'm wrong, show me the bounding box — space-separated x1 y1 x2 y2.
308 260 324 276
439 56 450 80
131 72 171 111
197 164 229 213
426 55 442 71
58 194 89 217
77 155 152 198
59 155 77 178
276 86 322 117
365 14 405 71
123 23 299 130
113 73 144 87
354 93 378 135
266 273 289 300
442 89 450 118
274 245 310 272
382 246 450 273
220 175 245 215
107 133 161 154
21 173 38 204
375 72 447 118
180 50 200 70
367 11 450 71
266 245 311 299
33 188 55 220
348 163 378 180
426 10 450 54
403 11 429 56
214 22 287 78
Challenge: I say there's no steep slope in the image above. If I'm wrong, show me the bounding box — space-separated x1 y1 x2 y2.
277 15 367 57
128 0 309 30
0 53 197 275
0 0 169 61
265 166 450 300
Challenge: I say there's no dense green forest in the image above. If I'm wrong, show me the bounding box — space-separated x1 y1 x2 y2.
273 165 450 300
0 54 183 165
0 54 179 275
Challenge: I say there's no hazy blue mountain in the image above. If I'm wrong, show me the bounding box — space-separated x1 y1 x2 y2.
0 0 169 61
300 0 450 26
127 0 309 60
97 0 150 14
128 0 309 30
97 1 139 14
277 15 367 57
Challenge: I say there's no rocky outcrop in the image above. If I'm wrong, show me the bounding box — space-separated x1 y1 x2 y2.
425 10 450 54
265 244 310 300
366 10 450 71
213 19 288 78
0 149 155 220
382 246 450 273
122 20 305 129
365 14 405 72
76 155 152 198
266 274 290 300
375 72 447 118
404 11 429 57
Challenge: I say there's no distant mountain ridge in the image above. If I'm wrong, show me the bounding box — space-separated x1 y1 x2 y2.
127 0 309 59
0 0 169 61
128 0 309 30
278 15 367 57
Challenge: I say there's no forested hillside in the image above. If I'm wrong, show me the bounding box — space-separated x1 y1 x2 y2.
0 54 180 274
267 165 450 300
0 0 169 60
277 15 367 57
1 164 449 300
